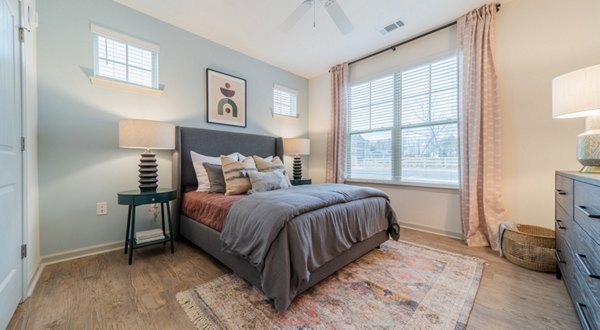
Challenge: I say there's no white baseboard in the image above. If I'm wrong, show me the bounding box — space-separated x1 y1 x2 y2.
25 241 125 297
399 221 463 240
41 240 124 266
26 262 43 297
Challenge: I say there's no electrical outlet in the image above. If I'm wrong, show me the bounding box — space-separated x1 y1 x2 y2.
96 202 108 215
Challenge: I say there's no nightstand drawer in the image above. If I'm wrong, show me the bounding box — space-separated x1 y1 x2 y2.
118 189 176 205
291 179 312 186
556 175 574 218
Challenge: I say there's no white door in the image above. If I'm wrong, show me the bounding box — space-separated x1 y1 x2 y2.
0 0 23 327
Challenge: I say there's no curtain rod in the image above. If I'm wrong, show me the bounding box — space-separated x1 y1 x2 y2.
346 3 501 67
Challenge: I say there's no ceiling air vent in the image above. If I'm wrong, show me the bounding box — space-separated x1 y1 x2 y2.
379 19 404 35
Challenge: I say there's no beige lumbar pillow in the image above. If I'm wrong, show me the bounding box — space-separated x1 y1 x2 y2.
221 156 257 195
253 155 291 187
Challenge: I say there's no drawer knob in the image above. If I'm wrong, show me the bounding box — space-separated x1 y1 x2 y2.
556 189 567 195
555 219 566 230
151 198 156 202
576 205 600 219
576 254 600 280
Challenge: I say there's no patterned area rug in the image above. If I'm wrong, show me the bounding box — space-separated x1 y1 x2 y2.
177 240 484 329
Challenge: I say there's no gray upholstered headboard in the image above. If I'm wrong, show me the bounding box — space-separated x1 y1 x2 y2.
171 126 284 237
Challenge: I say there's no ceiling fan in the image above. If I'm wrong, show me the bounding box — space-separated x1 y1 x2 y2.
282 0 354 35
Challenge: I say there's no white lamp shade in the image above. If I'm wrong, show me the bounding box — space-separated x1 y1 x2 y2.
118 119 175 150
283 138 310 155
552 64 600 119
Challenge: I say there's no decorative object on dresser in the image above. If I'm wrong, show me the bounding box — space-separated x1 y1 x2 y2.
206 68 247 127
119 119 175 191
555 171 600 329
283 138 310 180
552 65 600 172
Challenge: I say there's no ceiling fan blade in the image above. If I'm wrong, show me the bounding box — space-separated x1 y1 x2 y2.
324 0 354 34
281 0 313 31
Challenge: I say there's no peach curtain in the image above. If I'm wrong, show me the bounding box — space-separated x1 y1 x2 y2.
326 63 349 183
457 4 505 250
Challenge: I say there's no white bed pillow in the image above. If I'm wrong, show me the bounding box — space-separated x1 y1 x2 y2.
190 151 237 192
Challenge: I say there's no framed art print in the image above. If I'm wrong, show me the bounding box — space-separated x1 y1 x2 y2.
206 69 247 127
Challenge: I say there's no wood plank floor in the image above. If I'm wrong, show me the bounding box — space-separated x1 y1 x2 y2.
8 228 580 329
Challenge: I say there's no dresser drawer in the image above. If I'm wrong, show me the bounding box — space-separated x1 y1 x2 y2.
559 239 600 330
571 265 600 330
556 175 574 218
574 181 600 246
556 202 573 232
555 223 569 276
566 222 600 307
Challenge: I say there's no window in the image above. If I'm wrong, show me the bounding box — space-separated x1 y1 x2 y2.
91 24 159 89
347 56 458 186
273 84 298 117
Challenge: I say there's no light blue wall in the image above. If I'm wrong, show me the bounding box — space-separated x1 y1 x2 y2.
37 0 308 256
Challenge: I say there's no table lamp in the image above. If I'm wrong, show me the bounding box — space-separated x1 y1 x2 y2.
553 64 600 172
119 119 175 191
283 138 310 180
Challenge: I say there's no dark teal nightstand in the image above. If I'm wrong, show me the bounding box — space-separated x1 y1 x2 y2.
118 188 176 265
291 179 312 186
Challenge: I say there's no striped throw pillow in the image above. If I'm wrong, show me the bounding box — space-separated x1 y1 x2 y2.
221 156 257 195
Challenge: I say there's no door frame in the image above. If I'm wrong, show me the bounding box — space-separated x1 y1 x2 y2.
16 0 27 302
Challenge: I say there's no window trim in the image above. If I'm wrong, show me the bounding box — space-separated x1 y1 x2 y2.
272 84 299 118
346 55 459 187
89 76 164 96
90 24 162 92
344 178 458 191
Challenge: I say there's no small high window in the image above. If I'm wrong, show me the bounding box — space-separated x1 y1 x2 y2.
91 24 159 90
273 84 298 118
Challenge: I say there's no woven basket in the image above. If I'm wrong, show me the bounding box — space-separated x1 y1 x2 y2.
501 224 556 273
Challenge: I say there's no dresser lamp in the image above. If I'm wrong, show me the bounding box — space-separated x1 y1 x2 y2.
283 138 310 180
118 119 175 191
553 64 600 173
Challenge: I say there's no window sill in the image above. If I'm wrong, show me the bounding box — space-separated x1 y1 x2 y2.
344 178 459 191
89 76 164 96
272 112 299 119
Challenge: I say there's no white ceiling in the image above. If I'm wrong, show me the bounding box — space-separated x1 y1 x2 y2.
114 0 511 79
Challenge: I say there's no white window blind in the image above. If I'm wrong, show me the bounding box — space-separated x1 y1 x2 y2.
273 85 298 117
347 56 458 185
91 24 159 89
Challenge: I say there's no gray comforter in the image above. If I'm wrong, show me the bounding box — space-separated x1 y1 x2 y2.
220 183 399 310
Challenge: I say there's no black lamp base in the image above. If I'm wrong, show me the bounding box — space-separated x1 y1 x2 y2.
293 156 302 180
139 150 158 192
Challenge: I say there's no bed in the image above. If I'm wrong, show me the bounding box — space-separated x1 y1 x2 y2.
171 126 399 311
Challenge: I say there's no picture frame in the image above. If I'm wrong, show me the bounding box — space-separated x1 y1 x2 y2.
206 68 247 127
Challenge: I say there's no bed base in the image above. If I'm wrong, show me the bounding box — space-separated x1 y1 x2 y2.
180 214 389 294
